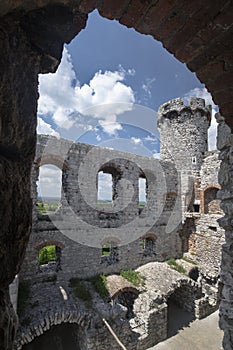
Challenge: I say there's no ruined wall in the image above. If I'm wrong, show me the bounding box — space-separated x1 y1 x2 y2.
193 151 225 277
217 115 233 350
20 134 183 282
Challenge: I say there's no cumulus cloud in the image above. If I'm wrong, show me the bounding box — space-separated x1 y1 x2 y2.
184 87 218 150
38 48 135 135
37 117 60 138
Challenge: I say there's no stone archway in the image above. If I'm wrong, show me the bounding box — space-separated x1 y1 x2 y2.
0 1 232 349
16 309 91 350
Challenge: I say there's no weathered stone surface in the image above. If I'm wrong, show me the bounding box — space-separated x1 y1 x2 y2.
15 97 224 349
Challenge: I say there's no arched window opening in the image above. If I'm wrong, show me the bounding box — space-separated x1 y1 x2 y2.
142 237 156 257
38 245 61 273
102 243 111 257
203 187 221 214
97 165 121 206
36 164 62 215
101 242 119 265
139 176 147 212
97 171 113 204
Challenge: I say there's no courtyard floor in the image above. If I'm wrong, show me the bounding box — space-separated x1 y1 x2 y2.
148 310 223 350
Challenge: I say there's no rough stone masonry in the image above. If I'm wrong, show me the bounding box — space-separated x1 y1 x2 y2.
14 97 226 349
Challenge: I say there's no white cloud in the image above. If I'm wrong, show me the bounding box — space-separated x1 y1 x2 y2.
37 117 60 138
184 87 218 150
97 172 113 201
139 177 146 202
131 137 142 145
144 135 158 144
153 153 160 159
38 48 135 136
127 68 136 76
37 165 62 198
142 77 156 98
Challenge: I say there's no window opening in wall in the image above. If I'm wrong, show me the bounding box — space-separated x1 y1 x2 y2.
97 171 113 205
209 226 217 231
38 245 61 273
101 242 119 265
102 243 111 256
192 156 196 164
193 204 200 213
142 237 156 257
37 164 62 215
139 177 147 211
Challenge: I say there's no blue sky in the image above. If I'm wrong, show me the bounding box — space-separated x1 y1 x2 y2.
37 10 218 198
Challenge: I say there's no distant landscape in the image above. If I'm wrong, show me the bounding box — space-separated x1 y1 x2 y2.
37 198 146 214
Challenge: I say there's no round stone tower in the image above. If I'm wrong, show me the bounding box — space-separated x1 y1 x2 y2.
157 97 211 173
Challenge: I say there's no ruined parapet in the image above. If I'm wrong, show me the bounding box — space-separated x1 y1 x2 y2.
158 97 211 173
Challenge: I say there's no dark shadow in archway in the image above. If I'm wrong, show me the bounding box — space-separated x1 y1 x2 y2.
116 291 139 319
167 286 196 338
22 324 81 350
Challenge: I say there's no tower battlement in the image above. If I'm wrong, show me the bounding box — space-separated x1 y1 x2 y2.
158 97 211 127
157 97 212 173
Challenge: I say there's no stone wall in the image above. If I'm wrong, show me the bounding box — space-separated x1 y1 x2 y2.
217 114 233 350
20 134 183 282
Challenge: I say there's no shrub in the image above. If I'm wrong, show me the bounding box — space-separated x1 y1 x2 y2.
90 274 109 299
120 270 145 287
39 245 56 265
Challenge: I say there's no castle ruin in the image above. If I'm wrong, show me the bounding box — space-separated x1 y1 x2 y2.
14 97 225 349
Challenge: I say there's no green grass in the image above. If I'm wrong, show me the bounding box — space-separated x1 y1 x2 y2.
138 202 146 208
38 245 56 265
167 258 187 274
90 274 109 299
120 270 145 287
37 200 60 214
102 244 111 256
17 281 30 317
182 256 198 265
69 278 92 302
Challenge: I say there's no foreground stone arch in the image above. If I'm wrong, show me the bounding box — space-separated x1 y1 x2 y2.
0 1 232 349
16 308 92 349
